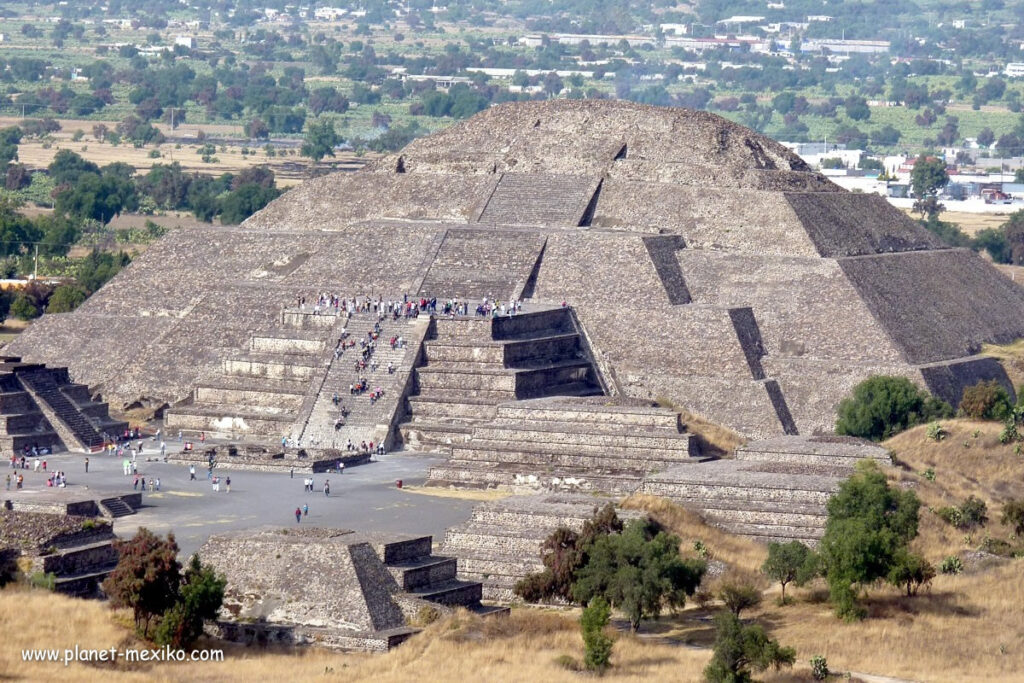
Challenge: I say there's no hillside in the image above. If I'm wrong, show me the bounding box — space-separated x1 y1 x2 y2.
2 419 1022 682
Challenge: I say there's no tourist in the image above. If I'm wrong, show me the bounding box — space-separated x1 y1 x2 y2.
16 473 23 489
154 477 160 491
212 476 219 492
302 503 309 517
133 475 139 490
189 464 196 480
295 507 301 523
140 478 146 491
290 467 294 479
324 479 330 497
33 458 39 472
225 476 231 493
84 457 89 473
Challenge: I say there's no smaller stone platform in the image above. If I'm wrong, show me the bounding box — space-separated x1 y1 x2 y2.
165 443 370 474
201 527 502 651
0 509 120 596
641 435 891 544
441 493 644 602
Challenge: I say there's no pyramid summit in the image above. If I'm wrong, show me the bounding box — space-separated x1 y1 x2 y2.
13 99 1024 438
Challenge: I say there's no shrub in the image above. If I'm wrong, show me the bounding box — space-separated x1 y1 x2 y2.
29 571 56 590
922 468 936 481
958 496 989 530
580 596 614 672
810 655 829 681
959 380 1012 420
886 551 935 596
693 540 710 558
1001 499 1024 536
980 537 1015 557
718 580 763 617
836 376 952 441
554 654 581 671
926 422 946 441
704 612 796 683
939 556 963 574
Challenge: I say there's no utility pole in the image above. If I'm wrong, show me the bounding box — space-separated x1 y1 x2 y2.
33 244 38 280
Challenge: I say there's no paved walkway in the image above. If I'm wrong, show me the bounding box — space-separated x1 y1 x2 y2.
3 445 474 557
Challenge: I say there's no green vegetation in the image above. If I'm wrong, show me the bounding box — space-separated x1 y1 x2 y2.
580 596 614 673
836 375 953 441
516 505 705 632
818 461 921 620
959 380 1013 421
760 541 816 604
102 528 225 648
704 612 796 683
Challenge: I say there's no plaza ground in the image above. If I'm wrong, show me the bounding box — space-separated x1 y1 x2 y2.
4 444 475 556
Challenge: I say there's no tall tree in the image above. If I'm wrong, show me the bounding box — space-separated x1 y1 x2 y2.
102 529 181 636
300 119 340 163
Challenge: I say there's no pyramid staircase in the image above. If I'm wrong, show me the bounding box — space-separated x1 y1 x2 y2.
399 307 603 453
0 357 126 455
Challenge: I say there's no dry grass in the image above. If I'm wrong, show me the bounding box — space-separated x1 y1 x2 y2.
399 485 512 501
665 404 745 457
882 420 1024 559
982 339 1024 388
0 589 714 682
621 493 767 576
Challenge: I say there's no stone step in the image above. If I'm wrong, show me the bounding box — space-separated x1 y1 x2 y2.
406 396 502 420
386 556 458 590
99 497 135 518
399 421 473 451
416 368 517 392
223 354 321 381
428 464 642 494
41 539 119 576
641 480 834 506
468 426 695 452
194 382 308 409
375 536 433 564
164 405 296 437
443 524 551 556
250 335 327 355
495 402 683 430
408 579 483 607
719 521 826 541
447 448 701 471
53 567 115 597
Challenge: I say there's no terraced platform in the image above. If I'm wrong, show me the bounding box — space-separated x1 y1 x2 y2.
441 494 642 602
640 436 891 544
427 397 707 492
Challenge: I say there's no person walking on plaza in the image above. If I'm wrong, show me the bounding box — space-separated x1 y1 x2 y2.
225 476 231 493
303 503 309 517
154 477 160 491
295 506 302 523
324 479 330 497
84 457 89 473
189 464 196 481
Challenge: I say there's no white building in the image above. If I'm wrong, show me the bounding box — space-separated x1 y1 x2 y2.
659 23 688 36
174 35 196 49
1005 63 1024 78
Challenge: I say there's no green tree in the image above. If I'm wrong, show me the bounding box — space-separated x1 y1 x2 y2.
515 503 623 603
102 528 181 637
1001 210 1024 265
45 284 87 313
572 519 705 631
47 149 100 186
819 461 920 620
836 375 952 441
910 155 949 200
218 184 280 225
761 541 816 603
974 227 1011 264
9 292 40 320
580 596 614 672
300 119 340 163
0 126 22 167
153 554 226 649
704 612 796 683
886 551 935 597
